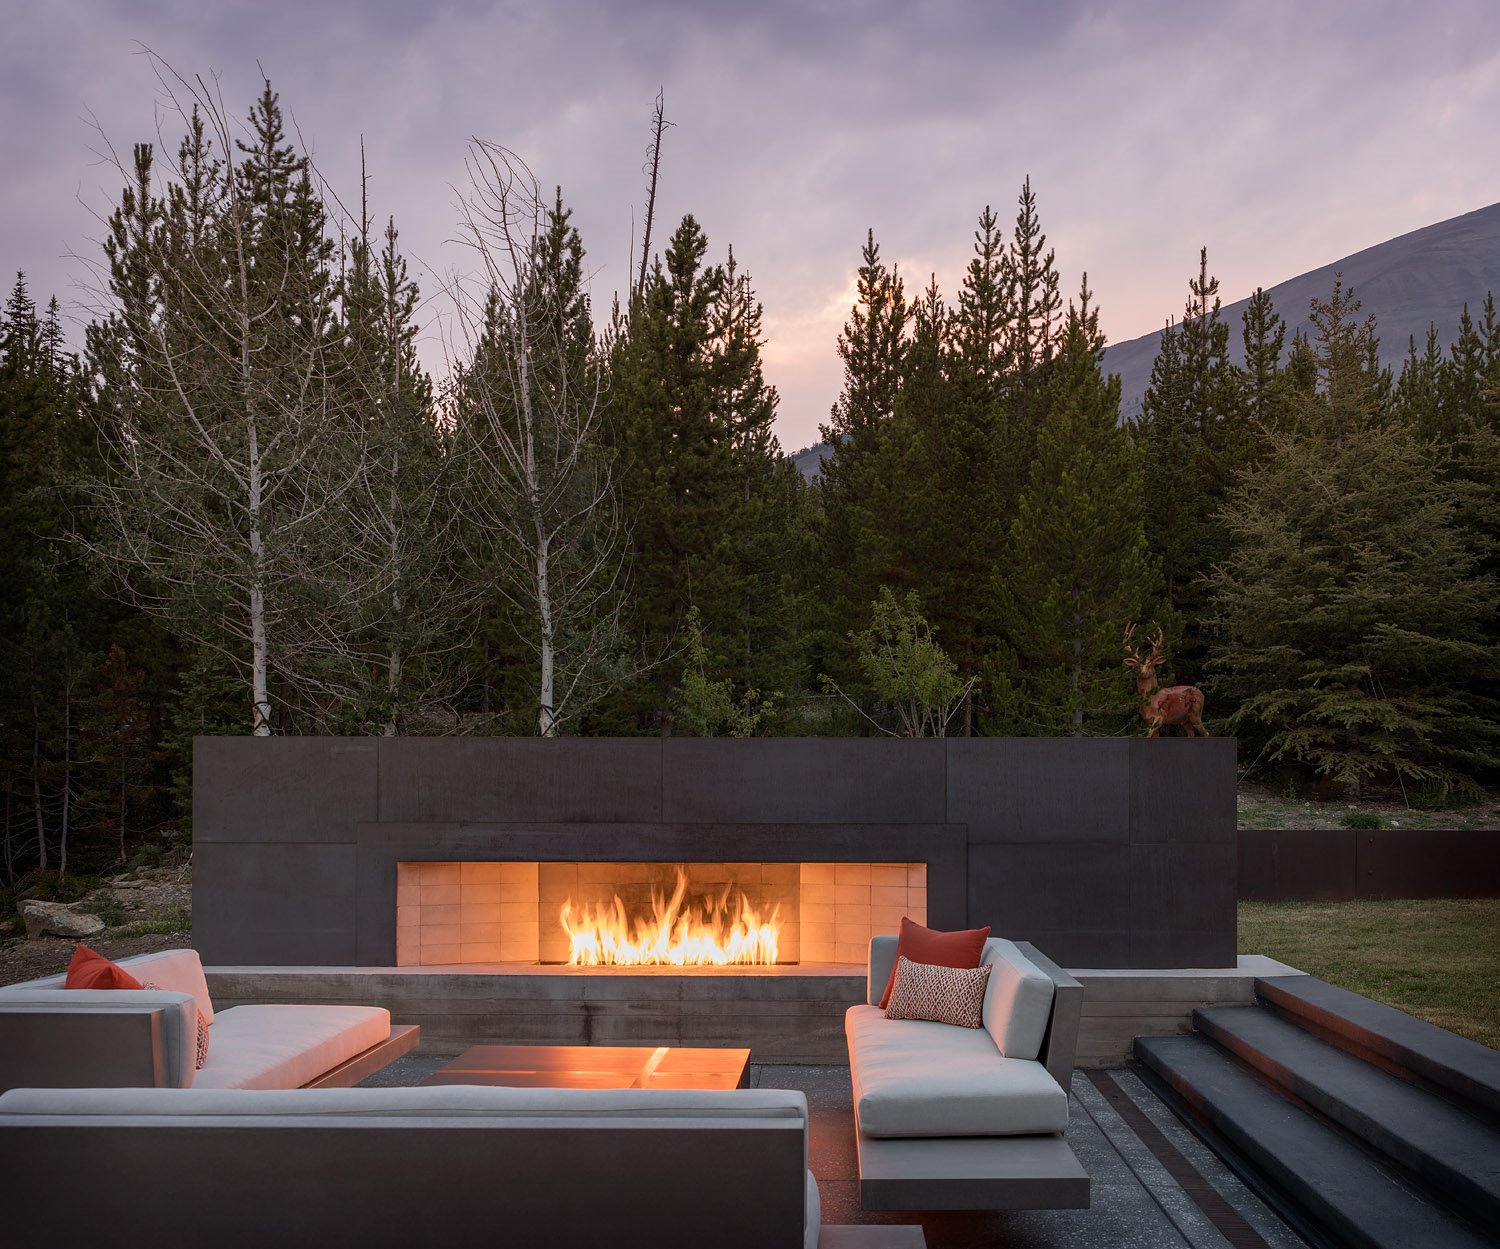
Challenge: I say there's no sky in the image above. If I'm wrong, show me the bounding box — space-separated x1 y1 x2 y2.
4 0 1500 452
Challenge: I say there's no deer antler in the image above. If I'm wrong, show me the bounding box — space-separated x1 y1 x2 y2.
1123 622 1143 668
1149 626 1167 660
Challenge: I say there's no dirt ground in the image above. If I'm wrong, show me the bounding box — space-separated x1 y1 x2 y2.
1236 781 1499 830
0 866 192 987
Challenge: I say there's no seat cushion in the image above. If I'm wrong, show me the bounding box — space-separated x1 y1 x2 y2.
191 1005 390 1090
846 1004 1068 1138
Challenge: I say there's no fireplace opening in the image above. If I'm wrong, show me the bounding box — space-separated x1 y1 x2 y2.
395 861 928 968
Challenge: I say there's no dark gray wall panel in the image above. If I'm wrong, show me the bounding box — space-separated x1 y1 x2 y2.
193 737 377 843
660 738 945 823
949 737 1129 844
376 738 663 824
1129 738 1238 843
1130 843 1237 935
1128 929 1236 967
193 842 357 964
966 843 1131 933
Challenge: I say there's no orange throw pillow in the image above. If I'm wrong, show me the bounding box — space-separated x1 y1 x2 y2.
63 944 144 991
878 917 991 1008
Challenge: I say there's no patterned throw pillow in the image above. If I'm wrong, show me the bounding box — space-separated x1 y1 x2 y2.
142 980 211 1070
884 955 992 1028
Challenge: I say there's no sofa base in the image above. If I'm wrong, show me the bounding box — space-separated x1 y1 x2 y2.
301 1023 420 1088
855 1131 1090 1211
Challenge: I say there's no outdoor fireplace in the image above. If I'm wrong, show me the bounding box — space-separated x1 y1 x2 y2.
394 860 928 967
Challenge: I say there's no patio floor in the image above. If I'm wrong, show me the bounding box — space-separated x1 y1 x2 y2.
363 1056 1310 1249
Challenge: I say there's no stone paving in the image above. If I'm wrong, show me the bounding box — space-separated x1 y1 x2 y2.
364 1055 1307 1248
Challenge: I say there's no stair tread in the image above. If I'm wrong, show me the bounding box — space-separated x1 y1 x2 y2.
1197 1004 1500 1217
1258 975 1500 1116
1136 1034 1495 1249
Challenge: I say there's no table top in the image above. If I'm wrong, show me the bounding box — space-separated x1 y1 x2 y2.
420 1043 752 1090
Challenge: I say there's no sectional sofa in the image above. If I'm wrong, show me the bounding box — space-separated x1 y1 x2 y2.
846 935 1089 1210
0 1084 831 1249
0 948 417 1092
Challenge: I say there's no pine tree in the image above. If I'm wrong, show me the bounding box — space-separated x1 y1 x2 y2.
609 215 799 731
1137 250 1246 688
332 207 453 733
1210 281 1498 796
1004 175 1061 427
919 207 1012 710
1240 286 1288 436
992 279 1167 735
816 230 912 699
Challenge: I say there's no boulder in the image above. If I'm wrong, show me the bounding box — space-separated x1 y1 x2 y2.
20 900 105 940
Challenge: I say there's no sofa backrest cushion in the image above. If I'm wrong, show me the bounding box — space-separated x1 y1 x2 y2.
980 938 1055 1060
3 949 213 1026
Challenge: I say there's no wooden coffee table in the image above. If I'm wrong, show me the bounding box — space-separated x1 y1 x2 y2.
420 1044 751 1090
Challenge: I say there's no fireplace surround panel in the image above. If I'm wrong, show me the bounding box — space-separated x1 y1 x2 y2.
193 737 1237 968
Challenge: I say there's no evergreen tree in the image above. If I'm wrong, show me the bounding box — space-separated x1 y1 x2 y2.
609 215 799 732
332 209 453 733
1240 285 1288 436
816 230 911 699
1210 281 1498 796
1137 250 1247 691
920 207 1012 711
992 279 1167 735
1004 175 1061 426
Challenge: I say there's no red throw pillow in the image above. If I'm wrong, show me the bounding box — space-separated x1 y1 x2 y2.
878 917 991 1008
63 944 144 991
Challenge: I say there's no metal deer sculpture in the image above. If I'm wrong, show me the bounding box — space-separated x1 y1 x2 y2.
1122 624 1208 737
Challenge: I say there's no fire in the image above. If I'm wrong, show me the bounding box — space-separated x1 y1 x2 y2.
561 867 781 966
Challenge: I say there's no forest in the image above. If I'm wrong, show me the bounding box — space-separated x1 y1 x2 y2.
2 80 1497 881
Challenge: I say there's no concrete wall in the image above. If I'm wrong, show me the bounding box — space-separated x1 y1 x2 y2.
193 736 1238 969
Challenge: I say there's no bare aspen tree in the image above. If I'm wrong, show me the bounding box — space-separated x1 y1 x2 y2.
448 143 627 736
81 69 362 735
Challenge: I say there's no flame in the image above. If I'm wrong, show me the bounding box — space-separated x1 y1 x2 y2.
561 867 781 966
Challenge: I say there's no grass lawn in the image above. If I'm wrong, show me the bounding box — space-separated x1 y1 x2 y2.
1239 898 1500 1049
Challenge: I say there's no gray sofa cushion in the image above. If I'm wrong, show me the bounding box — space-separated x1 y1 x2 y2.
847 1003 1068 1138
0 1084 812 1122
191 1004 390 1090
981 939 1055 1060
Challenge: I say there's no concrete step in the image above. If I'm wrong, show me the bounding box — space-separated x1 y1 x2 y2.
1135 1034 1495 1249
1195 1005 1500 1230
1257 975 1500 1120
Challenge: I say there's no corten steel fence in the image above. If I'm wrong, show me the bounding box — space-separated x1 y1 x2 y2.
1238 828 1500 901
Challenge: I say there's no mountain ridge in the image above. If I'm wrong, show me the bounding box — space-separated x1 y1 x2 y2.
789 201 1500 480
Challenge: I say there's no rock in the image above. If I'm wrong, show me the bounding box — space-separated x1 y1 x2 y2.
20 900 106 940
